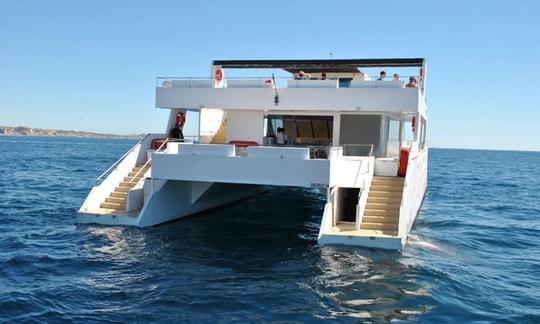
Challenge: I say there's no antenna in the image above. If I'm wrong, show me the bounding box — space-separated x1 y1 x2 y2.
272 73 279 105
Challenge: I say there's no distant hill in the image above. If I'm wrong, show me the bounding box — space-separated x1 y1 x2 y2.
0 125 144 139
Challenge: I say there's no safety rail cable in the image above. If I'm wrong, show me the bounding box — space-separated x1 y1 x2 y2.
96 134 149 184
157 76 421 81
350 145 373 186
128 138 170 185
156 76 422 88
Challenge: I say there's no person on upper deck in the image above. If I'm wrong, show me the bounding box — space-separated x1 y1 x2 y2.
294 71 312 80
406 76 417 88
320 72 327 80
377 71 386 81
276 127 288 145
393 73 400 81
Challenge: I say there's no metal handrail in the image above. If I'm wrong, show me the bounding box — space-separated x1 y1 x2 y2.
156 76 421 88
157 75 420 80
96 133 149 184
411 146 428 161
127 137 171 185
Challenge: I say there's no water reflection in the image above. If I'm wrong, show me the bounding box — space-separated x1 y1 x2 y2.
313 245 432 321
73 188 436 321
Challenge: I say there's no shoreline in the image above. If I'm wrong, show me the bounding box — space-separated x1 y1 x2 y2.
0 125 144 140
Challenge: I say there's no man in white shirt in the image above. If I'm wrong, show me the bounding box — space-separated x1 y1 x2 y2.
276 127 288 145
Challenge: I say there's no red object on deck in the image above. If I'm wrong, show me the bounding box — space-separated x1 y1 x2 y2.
228 140 259 147
152 138 168 150
398 147 410 177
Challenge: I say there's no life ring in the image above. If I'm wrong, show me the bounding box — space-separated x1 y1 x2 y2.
215 69 223 82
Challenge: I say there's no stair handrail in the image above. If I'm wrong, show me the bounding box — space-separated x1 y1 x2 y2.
128 137 170 185
96 133 150 184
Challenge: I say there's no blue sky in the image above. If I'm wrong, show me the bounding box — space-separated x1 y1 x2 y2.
0 0 538 151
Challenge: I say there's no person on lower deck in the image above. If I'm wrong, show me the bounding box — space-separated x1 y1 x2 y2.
276 127 288 145
169 125 184 140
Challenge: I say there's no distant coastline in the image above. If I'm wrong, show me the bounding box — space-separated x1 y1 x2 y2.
0 125 144 139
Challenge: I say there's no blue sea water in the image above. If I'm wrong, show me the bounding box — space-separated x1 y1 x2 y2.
0 136 539 322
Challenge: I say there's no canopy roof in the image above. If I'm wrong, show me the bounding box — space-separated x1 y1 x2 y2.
213 58 425 74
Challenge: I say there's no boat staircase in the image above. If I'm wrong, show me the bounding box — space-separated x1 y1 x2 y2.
210 118 227 144
360 176 404 235
100 164 151 211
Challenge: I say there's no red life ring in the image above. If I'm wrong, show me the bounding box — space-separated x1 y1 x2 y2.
215 69 223 81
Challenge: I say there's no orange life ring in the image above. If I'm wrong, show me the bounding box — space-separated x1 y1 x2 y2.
215 69 223 81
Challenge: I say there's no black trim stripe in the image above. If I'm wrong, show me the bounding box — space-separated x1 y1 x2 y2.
212 58 425 69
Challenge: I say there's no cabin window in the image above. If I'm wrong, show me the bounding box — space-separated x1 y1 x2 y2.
386 117 401 157
338 78 352 88
264 115 333 146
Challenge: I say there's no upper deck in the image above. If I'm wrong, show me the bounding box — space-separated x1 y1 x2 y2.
156 58 427 113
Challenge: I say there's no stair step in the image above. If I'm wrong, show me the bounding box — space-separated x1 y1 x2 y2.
363 215 399 224
369 191 403 198
370 185 403 192
373 176 404 181
115 186 129 192
128 171 147 177
366 202 400 210
111 192 127 198
371 179 405 187
368 196 401 204
100 202 125 210
364 208 400 216
132 165 150 172
123 176 143 182
106 196 126 204
361 222 399 231
119 181 139 187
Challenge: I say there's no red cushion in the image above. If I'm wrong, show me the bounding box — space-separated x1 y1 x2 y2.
228 140 259 147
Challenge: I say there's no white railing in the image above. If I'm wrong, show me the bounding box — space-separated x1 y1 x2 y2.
128 138 171 185
398 144 428 242
96 133 150 184
156 76 421 89
356 157 375 229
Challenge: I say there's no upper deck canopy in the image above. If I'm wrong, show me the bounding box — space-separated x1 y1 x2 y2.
213 58 425 73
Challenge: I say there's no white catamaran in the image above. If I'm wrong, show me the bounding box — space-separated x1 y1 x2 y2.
78 58 428 250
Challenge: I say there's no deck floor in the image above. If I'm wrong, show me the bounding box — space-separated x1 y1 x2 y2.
330 222 398 238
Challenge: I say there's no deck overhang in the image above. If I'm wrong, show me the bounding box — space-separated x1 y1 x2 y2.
156 87 420 112
151 144 331 187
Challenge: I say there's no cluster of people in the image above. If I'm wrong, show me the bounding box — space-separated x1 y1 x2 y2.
293 71 329 80
294 71 312 80
376 71 417 88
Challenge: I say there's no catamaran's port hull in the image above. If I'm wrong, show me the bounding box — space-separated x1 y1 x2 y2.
77 181 265 227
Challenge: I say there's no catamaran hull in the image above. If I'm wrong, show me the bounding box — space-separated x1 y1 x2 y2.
77 181 265 227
